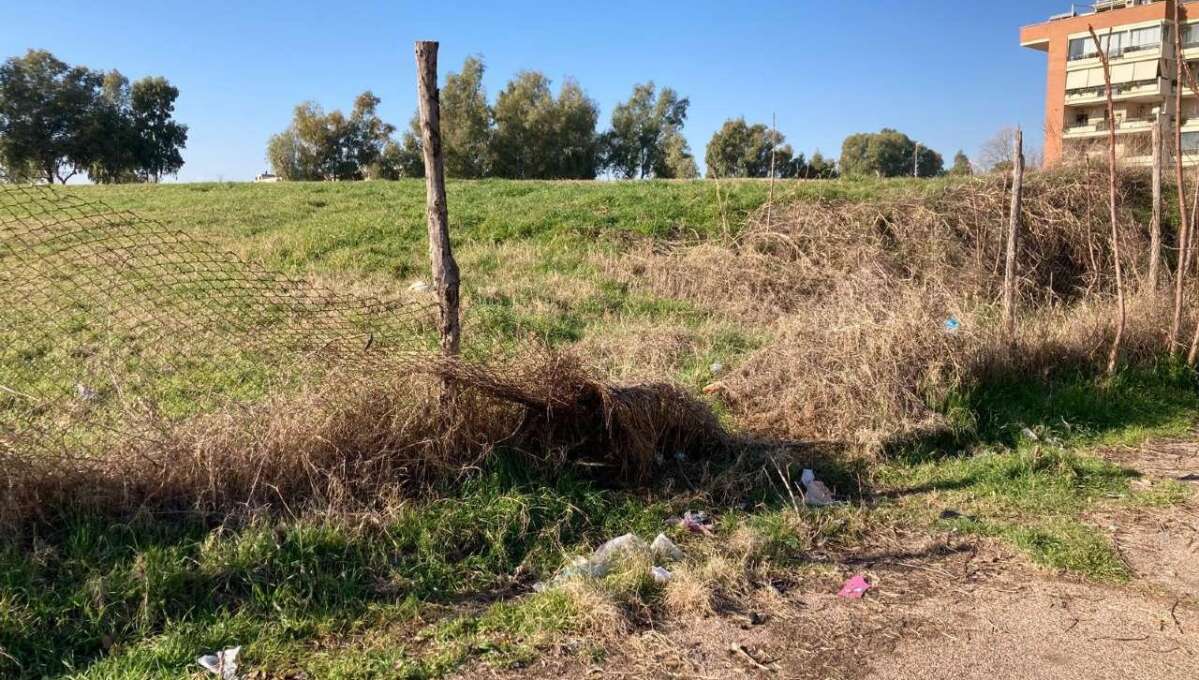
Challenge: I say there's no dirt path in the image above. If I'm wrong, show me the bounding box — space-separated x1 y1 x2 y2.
456 440 1199 680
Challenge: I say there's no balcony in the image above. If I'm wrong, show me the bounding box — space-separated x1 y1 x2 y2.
1065 77 1163 104
1064 116 1157 138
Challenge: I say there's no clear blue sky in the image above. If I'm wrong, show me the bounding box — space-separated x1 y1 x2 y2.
1 0 1060 182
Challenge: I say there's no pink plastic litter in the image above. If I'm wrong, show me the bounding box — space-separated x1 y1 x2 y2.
837 574 871 599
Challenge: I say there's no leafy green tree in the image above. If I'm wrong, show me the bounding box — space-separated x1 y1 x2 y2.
0 50 186 183
603 83 689 179
441 56 491 178
490 71 600 179
806 151 838 179
657 128 698 179
949 150 973 176
0 50 103 183
129 76 187 181
839 129 942 177
267 91 394 181
704 118 793 178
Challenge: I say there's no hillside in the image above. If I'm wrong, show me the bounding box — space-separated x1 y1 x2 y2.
3 172 1199 679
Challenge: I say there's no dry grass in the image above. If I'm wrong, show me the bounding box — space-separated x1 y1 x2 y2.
1 351 727 528
608 167 1179 445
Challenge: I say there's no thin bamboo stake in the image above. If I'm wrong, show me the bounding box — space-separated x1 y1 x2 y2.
1002 127 1023 336
1170 3 1191 355
1089 25 1126 376
1148 113 1162 292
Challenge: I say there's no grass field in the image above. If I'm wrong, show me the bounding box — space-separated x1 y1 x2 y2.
2 176 1196 678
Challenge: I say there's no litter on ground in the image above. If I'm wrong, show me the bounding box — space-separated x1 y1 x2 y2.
534 531 685 591
197 646 240 679
800 469 836 506
837 574 871 599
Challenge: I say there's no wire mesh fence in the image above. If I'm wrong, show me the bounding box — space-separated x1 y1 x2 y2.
0 180 438 462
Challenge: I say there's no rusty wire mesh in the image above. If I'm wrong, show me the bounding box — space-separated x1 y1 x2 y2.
0 181 438 460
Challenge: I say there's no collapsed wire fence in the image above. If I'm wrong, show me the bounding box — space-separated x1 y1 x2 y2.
0 179 725 526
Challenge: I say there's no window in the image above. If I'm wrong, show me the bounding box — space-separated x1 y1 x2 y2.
1126 26 1161 51
1186 24 1199 47
1069 37 1089 60
1182 131 1199 153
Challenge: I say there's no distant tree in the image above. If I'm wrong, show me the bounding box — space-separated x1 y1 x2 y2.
704 117 793 178
128 76 187 181
603 82 689 179
950 150 973 176
267 91 394 181
978 127 1041 172
0 50 104 183
657 128 698 179
441 56 491 178
839 129 942 177
0 50 186 183
806 151 838 179
490 71 600 179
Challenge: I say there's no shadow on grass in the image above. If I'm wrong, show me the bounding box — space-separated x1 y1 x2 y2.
889 360 1199 466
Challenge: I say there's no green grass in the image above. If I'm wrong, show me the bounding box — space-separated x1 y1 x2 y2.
3 177 1198 677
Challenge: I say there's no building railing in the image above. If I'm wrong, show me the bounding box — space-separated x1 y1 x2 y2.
1065 78 1160 100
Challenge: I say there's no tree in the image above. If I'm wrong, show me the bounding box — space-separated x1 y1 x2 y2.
266 91 394 181
704 117 793 178
806 151 838 179
0 50 187 183
0 50 102 183
839 129 942 177
603 82 689 179
490 71 600 179
441 56 491 178
129 76 187 181
979 127 1041 172
950 150 973 176
658 128 698 179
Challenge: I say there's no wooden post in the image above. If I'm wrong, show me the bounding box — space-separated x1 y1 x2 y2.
913 143 919 178
766 112 777 228
1148 112 1162 293
415 40 461 357
1090 25 1127 376
1002 127 1023 336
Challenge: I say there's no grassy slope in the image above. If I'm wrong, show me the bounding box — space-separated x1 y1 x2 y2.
3 178 1197 679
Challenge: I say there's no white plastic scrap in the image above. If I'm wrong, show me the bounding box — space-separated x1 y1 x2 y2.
534 532 686 591
650 565 672 584
407 280 431 293
710 361 724 374
197 646 240 680
800 469 836 507
75 383 98 402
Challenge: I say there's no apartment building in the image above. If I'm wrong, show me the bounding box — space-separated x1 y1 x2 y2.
1021 0 1199 166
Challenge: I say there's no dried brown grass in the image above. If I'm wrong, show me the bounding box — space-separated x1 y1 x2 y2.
608 167 1176 444
1 351 727 528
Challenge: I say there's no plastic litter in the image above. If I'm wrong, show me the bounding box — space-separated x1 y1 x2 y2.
710 361 724 374
197 646 240 679
75 383 98 402
678 510 714 535
943 317 960 333
407 280 431 293
651 532 684 562
799 469 836 506
535 532 685 591
1020 426 1039 441
650 565 672 584
837 574 871 599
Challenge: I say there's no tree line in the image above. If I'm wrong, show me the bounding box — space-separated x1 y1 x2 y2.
0 50 187 183
265 57 997 182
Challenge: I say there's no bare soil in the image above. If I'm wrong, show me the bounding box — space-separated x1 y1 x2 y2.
454 440 1199 680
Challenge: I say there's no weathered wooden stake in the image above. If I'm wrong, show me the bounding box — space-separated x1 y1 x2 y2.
1148 113 1162 292
1002 127 1023 336
1090 25 1127 376
415 40 461 357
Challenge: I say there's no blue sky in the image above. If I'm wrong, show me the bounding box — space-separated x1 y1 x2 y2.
1 0 1060 182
